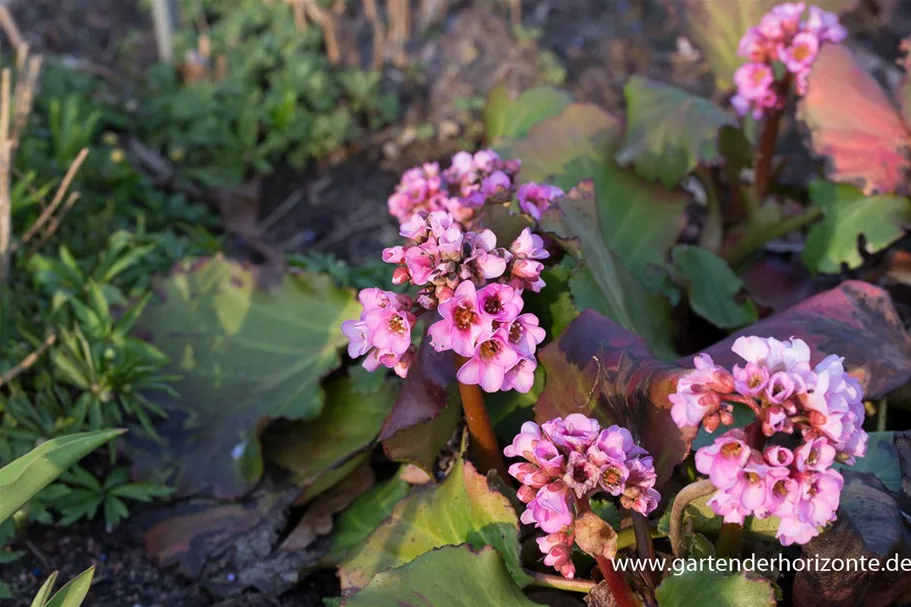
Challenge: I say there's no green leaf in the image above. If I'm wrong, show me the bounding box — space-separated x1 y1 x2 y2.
656 570 777 607
326 475 411 563
681 0 860 89
484 85 573 144
264 374 398 502
803 180 911 274
546 183 677 359
670 245 757 329
340 447 531 594
835 431 901 493
29 573 59 607
45 567 95 607
127 257 360 498
508 103 688 276
0 430 124 523
657 492 779 542
616 77 740 186
0 581 11 599
343 546 541 607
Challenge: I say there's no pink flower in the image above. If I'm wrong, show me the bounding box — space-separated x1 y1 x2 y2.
502 357 537 393
760 466 799 519
597 457 630 496
341 320 371 358
509 462 549 488
623 487 660 516
533 440 565 477
733 361 770 397
730 93 751 118
734 62 774 100
563 451 603 498
771 2 806 33
766 371 796 404
510 228 550 260
538 534 576 580
382 246 405 264
806 6 846 42
477 283 523 323
763 445 794 467
669 354 734 431
504 421 542 459
794 437 836 473
404 240 438 285
506 313 545 357
457 328 520 392
520 481 574 534
463 230 507 280
517 183 564 220
587 425 637 466
779 31 819 73
543 414 601 452
695 429 751 489
428 280 492 357
738 27 769 61
363 307 415 356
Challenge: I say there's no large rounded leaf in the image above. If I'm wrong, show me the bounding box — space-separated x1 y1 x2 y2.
616 76 741 186
128 257 359 498
670 245 757 329
656 570 777 607
802 180 911 274
343 546 542 607
799 44 910 195
682 0 860 89
485 85 573 144
543 183 677 359
506 103 688 276
339 446 531 594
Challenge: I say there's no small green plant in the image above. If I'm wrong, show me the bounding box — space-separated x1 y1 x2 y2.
136 0 398 189
0 429 122 603
52 465 173 530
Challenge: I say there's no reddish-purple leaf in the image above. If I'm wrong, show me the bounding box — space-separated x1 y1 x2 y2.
379 339 461 474
799 44 911 195
535 309 687 485
793 470 911 607
695 280 911 399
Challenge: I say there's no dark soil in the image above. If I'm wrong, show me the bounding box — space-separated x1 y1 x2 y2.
5 0 911 605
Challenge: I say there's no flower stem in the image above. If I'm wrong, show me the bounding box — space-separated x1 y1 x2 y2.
525 570 597 594
455 355 509 481
723 206 822 270
754 76 792 200
716 522 744 558
669 479 716 558
595 554 642 607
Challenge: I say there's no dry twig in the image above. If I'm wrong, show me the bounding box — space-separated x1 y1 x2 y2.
13 148 89 253
0 332 57 389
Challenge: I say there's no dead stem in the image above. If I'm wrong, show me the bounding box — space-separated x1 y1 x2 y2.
0 332 57 388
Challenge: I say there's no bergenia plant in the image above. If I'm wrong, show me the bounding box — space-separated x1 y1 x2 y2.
671 336 865 548
342 149 563 475
731 2 845 197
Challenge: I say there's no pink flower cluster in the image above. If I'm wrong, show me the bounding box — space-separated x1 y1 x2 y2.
341 289 417 378
732 3 846 118
671 335 867 545
386 150 562 225
344 146 561 391
698 430 843 546
505 415 660 578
